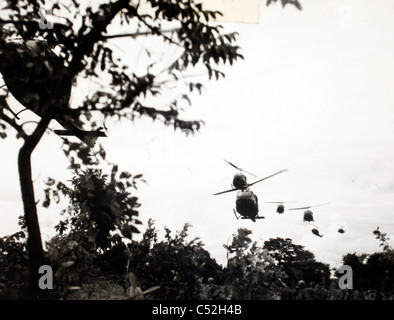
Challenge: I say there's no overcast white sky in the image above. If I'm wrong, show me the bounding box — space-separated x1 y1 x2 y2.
1 0 394 270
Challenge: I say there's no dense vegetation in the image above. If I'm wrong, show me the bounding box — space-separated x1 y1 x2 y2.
1 211 393 300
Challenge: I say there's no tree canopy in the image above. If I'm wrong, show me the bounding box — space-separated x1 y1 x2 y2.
0 0 245 296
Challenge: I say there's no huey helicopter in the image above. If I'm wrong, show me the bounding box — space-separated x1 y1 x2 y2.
265 201 299 214
213 160 288 222
233 190 263 222
311 228 323 237
288 203 329 222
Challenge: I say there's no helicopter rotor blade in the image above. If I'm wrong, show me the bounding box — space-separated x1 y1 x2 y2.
288 202 329 210
310 202 330 208
247 169 288 187
224 160 257 177
265 201 299 204
288 206 310 211
213 188 239 196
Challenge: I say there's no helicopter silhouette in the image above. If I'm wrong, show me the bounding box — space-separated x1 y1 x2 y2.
265 201 299 214
288 203 329 222
214 160 288 222
311 228 323 237
232 190 263 222
338 226 346 234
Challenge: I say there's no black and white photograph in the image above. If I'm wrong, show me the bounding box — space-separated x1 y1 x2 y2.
1 0 394 310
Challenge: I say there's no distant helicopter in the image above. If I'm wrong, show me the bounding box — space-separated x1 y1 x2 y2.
265 201 299 214
338 226 345 234
288 203 329 222
311 228 323 237
214 160 288 222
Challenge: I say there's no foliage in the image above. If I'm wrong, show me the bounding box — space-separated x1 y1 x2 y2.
0 0 244 138
40 136 144 250
223 229 287 300
2 219 394 299
45 234 97 298
364 252 394 293
373 226 393 252
267 0 302 10
0 230 28 299
0 0 244 294
127 219 223 299
263 237 315 264
334 227 394 294
263 237 330 288
52 166 142 249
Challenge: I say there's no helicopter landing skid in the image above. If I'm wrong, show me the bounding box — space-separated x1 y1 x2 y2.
233 209 240 220
233 209 265 221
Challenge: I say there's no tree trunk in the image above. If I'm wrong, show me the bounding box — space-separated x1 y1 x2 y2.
18 116 51 298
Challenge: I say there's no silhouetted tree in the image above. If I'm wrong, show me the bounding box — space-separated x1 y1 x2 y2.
337 228 394 294
127 220 223 299
263 237 330 288
0 0 243 297
0 0 304 298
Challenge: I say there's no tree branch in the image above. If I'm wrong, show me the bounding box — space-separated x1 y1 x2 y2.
135 15 181 47
68 0 133 77
20 114 52 154
0 107 27 140
103 28 178 40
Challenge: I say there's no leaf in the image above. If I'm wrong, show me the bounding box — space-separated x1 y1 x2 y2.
119 171 132 179
42 188 51 208
45 177 56 186
121 225 132 239
130 225 140 234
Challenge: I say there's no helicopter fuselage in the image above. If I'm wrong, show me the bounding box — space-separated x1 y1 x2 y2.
235 190 260 222
277 204 285 214
303 210 314 222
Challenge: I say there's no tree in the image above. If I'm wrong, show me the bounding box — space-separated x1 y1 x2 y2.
127 220 224 299
223 229 287 300
337 228 394 294
267 0 302 10
263 237 330 288
370 227 394 292
0 229 28 299
263 237 315 265
0 0 244 297
0 0 304 298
